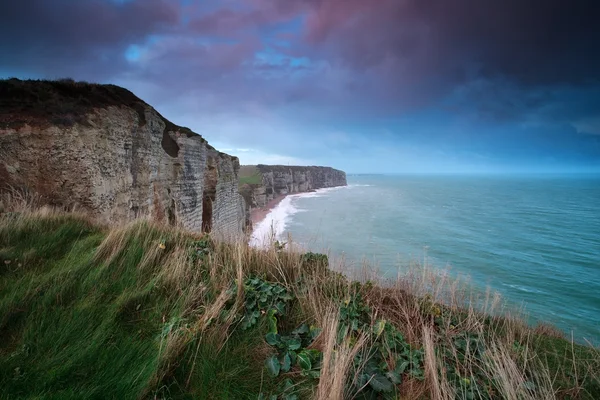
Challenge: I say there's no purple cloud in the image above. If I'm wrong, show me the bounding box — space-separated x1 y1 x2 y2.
1 0 599 171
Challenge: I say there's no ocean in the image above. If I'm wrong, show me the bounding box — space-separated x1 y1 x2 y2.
250 174 600 343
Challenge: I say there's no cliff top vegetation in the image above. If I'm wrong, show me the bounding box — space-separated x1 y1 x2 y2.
255 164 346 174
239 165 263 185
0 194 598 399
0 78 196 140
238 165 263 206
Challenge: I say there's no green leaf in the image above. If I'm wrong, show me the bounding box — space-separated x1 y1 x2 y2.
288 350 297 365
395 360 409 374
280 378 294 392
386 371 402 385
304 348 321 360
292 324 309 335
274 286 284 294
267 309 278 334
410 368 425 381
297 351 312 371
309 325 322 340
306 370 321 379
368 373 394 393
280 293 294 301
265 332 280 346
287 337 302 351
374 319 386 336
275 301 287 314
240 317 252 330
281 353 292 372
357 373 370 388
266 354 280 377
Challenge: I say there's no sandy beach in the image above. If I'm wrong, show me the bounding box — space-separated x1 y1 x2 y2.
250 194 287 226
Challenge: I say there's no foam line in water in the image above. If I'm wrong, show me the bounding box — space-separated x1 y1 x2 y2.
249 186 345 248
249 195 298 248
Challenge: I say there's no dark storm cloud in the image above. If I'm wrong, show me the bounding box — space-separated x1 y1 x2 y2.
301 0 600 84
2 0 598 112
0 0 179 77
1 0 599 168
293 0 600 117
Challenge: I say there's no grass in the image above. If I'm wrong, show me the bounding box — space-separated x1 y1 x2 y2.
0 205 598 399
238 166 263 205
239 165 263 186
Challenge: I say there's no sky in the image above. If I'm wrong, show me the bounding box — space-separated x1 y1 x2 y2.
1 0 599 174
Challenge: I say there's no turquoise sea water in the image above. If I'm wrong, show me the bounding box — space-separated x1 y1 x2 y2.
251 174 600 342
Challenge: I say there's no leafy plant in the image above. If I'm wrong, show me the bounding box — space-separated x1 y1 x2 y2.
352 320 425 398
337 293 426 398
442 333 497 399
339 292 372 335
235 277 294 330
264 323 322 378
189 236 212 263
300 252 328 271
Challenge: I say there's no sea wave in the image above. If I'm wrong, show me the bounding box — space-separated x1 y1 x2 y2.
249 196 297 248
249 186 344 247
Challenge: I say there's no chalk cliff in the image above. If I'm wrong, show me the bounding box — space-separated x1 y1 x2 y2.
0 79 247 239
241 165 347 208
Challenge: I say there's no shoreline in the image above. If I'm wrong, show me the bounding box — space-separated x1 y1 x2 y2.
250 194 288 226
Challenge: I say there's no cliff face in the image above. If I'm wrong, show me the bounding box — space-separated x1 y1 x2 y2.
246 165 347 208
0 79 247 239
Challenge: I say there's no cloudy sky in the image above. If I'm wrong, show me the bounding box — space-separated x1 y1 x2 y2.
2 0 599 173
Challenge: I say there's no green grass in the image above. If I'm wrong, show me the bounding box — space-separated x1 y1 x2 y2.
239 165 263 185
0 211 598 399
0 214 270 399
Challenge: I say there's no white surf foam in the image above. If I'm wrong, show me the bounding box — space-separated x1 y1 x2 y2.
249 195 299 248
249 186 346 248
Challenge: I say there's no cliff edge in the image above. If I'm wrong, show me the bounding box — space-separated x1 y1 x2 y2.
239 164 347 209
0 79 248 238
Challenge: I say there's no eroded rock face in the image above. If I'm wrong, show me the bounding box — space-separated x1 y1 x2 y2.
0 79 247 239
209 148 249 239
251 165 347 207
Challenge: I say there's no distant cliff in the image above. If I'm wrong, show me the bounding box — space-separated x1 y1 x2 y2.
0 79 248 238
239 164 347 208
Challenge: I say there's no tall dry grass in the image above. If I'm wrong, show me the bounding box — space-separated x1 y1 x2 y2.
1 204 597 399
0 185 42 213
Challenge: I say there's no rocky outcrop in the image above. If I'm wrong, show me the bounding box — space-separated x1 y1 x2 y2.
0 79 247 239
243 165 347 208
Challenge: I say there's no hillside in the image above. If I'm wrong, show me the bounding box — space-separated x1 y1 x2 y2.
0 206 598 399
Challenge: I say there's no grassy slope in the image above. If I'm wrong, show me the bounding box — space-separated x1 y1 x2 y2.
0 214 268 399
0 212 598 399
238 166 263 207
239 166 263 186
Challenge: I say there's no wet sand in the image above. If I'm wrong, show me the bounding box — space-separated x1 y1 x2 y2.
250 195 287 226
